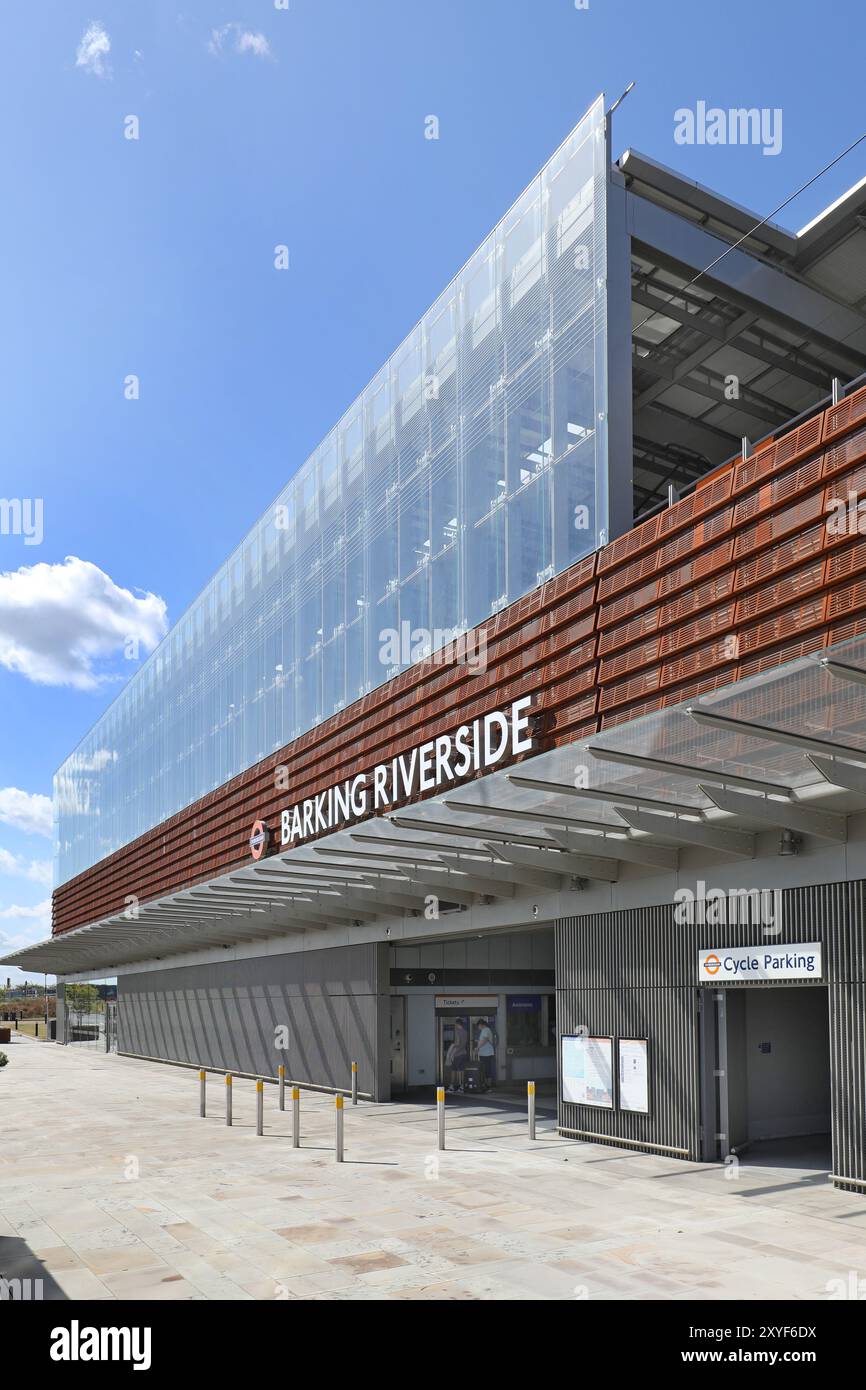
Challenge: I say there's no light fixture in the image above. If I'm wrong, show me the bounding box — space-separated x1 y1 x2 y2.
779 829 801 857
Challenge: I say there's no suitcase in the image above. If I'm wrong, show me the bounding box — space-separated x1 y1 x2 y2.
463 1063 485 1093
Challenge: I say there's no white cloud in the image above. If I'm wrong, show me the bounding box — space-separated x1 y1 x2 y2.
0 556 167 690
0 788 53 838
208 23 272 60
0 901 51 953
0 899 50 921
0 849 51 885
75 21 112 79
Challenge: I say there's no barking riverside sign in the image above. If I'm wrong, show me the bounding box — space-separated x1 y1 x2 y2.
279 695 533 848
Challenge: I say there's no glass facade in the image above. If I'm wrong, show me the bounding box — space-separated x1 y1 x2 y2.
55 97 610 887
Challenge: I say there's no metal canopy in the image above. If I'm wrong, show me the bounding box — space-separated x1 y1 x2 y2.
11 630 866 977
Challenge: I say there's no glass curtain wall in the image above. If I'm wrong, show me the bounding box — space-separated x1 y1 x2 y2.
55 96 609 886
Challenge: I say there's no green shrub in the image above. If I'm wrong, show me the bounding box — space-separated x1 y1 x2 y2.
0 1052 8 1067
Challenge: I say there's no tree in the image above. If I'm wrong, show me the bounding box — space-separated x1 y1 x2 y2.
65 983 101 1014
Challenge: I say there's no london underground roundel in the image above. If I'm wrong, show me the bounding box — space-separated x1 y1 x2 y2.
703 952 721 976
249 819 271 861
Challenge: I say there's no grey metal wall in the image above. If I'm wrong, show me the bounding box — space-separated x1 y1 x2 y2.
117 942 390 1100
556 880 866 1192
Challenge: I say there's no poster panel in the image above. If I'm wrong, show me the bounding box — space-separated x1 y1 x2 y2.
560 1034 613 1108
618 1038 649 1114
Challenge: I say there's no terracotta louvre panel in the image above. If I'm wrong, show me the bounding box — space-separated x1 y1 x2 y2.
657 508 734 570
735 632 827 681
732 525 826 591
827 539 866 585
822 424 866 479
660 641 738 688
597 547 661 601
823 380 866 442
655 471 733 538
733 454 825 525
656 539 735 598
658 573 736 628
734 560 827 623
657 602 738 658
733 491 826 559
596 577 660 628
599 638 662 684
51 390 866 936
596 513 660 574
598 607 661 656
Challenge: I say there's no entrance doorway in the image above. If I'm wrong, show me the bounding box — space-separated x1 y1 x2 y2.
437 1009 499 1095
702 985 831 1170
389 996 406 1093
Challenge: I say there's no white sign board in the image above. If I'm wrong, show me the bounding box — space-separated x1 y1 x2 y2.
618 1038 649 1114
434 996 498 1011
561 1035 613 1109
697 942 822 983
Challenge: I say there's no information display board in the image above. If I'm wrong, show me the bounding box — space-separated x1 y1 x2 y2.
560 1034 614 1108
618 1038 649 1114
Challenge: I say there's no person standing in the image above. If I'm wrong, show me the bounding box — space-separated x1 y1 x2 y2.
476 1018 496 1090
448 1019 469 1092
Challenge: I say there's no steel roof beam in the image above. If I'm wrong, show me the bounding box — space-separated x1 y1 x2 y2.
508 774 703 818
387 868 479 905
615 807 756 857
686 705 866 762
698 784 847 841
387 814 553 848
585 745 794 798
806 753 866 795
545 826 678 869
820 657 866 689
479 842 620 883
442 798 633 836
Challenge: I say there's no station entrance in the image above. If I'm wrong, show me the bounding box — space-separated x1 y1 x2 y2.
388 925 556 1104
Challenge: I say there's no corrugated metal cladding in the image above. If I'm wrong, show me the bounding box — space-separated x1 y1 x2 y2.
556 881 866 1193
117 943 390 1101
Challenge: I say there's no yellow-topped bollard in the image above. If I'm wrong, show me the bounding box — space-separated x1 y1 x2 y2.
199 1069 206 1118
225 1072 233 1127
335 1092 344 1162
437 1085 445 1151
256 1078 264 1136
278 1063 286 1111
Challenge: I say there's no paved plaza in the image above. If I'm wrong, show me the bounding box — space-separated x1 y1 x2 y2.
1 1037 865 1301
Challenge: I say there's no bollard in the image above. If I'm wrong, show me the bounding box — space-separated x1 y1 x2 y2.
256 1079 264 1136
278 1063 286 1111
527 1080 536 1141
335 1093 344 1162
292 1086 300 1148
437 1085 445 1151
199 1069 206 1118
225 1072 233 1127
351 1061 358 1106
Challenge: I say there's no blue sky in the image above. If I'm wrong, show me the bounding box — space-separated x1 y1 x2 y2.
1 0 864 980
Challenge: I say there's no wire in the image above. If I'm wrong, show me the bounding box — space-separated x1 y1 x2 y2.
631 130 866 338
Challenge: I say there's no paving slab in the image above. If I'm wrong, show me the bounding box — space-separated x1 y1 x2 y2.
2 1037 865 1301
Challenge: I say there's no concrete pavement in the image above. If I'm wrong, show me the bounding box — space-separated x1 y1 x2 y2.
1 1037 865 1301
